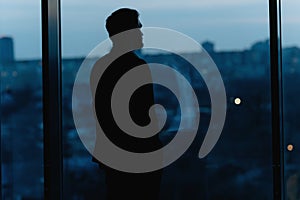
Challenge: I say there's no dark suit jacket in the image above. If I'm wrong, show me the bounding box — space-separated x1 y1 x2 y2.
90 50 162 199
92 50 161 155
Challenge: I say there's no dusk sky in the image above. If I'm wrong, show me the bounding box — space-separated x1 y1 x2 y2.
0 0 299 60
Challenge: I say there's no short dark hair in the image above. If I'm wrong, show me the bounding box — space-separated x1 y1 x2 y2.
106 8 142 37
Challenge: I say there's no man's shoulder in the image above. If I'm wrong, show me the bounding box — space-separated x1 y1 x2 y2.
120 51 147 65
91 53 114 77
93 51 145 65
91 51 146 81
93 53 113 67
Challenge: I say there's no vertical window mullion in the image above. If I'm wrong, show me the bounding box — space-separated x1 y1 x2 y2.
42 0 63 199
269 0 284 199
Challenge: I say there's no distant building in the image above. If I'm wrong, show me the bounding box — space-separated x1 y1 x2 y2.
251 39 269 53
0 36 15 66
202 41 215 53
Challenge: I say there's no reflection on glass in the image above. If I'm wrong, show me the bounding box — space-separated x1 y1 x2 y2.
0 0 43 199
62 0 273 199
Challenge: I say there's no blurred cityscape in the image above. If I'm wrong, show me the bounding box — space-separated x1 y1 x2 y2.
1 36 300 199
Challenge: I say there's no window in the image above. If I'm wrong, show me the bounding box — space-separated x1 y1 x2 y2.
281 0 300 199
0 0 296 199
61 0 272 199
0 0 43 199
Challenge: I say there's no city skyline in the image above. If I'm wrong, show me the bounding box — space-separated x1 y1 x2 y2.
0 0 299 59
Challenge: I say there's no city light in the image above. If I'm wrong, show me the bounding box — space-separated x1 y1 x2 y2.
234 97 242 105
287 144 294 152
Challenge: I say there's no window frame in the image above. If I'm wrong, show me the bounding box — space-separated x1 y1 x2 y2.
42 0 63 199
41 0 284 199
269 0 284 199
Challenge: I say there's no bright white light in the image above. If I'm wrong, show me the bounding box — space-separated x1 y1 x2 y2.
234 97 241 105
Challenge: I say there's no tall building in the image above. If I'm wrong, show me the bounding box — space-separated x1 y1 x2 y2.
202 41 215 53
0 36 15 66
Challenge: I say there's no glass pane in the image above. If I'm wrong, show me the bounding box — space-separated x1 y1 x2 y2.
281 0 300 199
62 1 273 199
0 0 43 199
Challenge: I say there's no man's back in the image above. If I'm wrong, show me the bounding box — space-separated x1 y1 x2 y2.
92 51 162 153
90 51 162 199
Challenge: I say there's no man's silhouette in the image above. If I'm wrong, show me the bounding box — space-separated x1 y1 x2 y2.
90 8 162 200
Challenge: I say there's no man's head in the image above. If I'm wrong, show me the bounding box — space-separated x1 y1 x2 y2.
106 8 142 37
